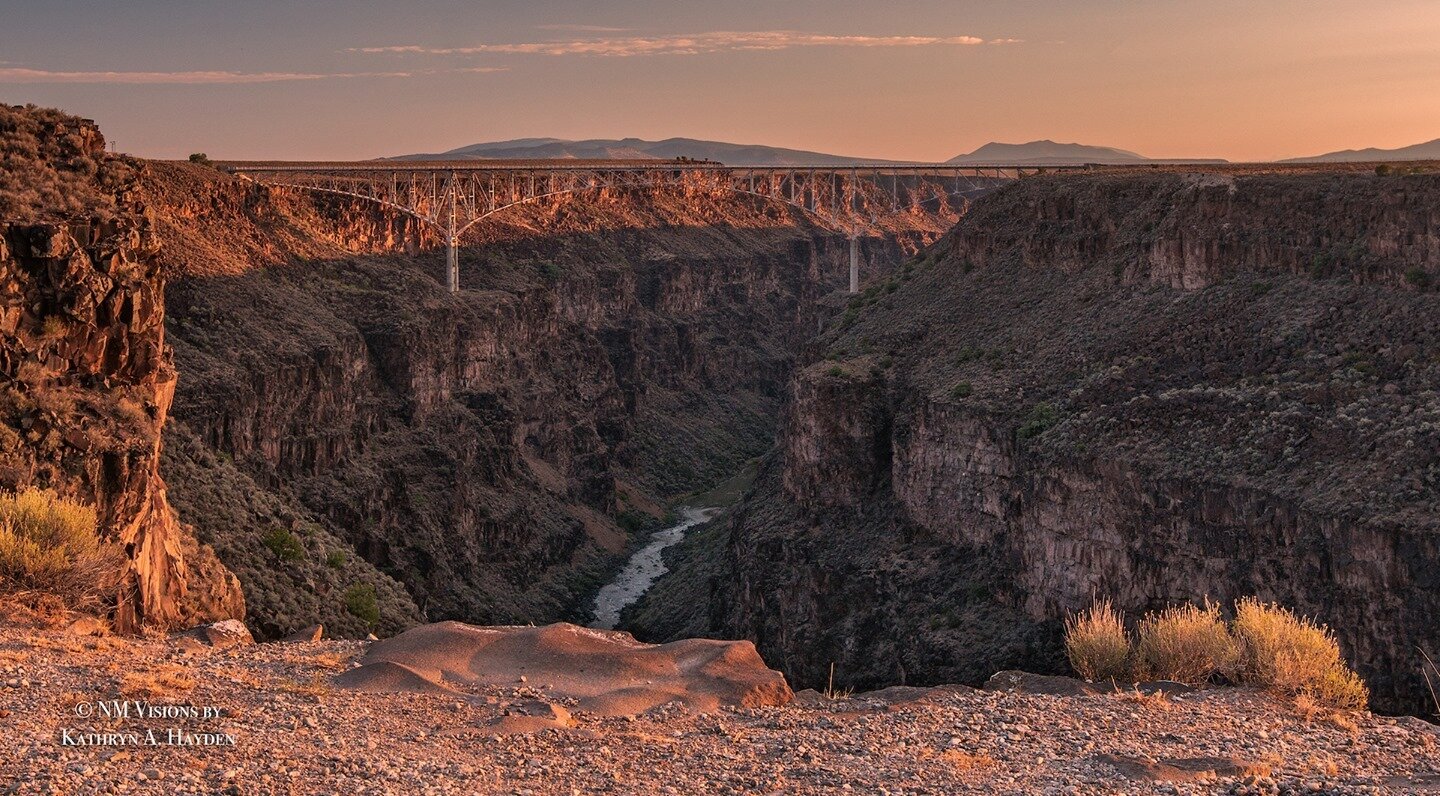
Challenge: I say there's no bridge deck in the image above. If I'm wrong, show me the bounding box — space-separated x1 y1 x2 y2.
219 160 1090 174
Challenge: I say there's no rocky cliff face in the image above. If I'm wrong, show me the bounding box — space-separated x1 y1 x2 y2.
636 171 1440 714
0 107 243 629
144 163 945 636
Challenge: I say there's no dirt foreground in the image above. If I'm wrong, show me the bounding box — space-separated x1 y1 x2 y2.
1 619 1437 796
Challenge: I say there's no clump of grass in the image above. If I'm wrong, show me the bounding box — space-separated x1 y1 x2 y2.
324 549 347 569
940 749 996 771
0 489 121 610
1064 598 1131 682
40 316 69 339
1135 601 1237 684
1421 648 1439 720
950 382 973 400
1230 597 1368 710
822 662 853 700
119 665 195 698
1061 596 1368 710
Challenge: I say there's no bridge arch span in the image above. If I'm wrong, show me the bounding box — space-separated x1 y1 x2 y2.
228 162 1066 293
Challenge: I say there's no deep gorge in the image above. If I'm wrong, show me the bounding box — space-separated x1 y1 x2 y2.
631 170 1440 716
6 108 1437 720
145 161 947 639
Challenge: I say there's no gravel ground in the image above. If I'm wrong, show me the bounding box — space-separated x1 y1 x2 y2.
1 621 1436 796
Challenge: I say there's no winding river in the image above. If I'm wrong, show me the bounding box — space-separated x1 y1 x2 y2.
589 506 718 630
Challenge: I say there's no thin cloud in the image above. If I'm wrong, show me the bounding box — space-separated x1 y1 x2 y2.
351 31 1018 58
0 66 506 84
536 25 633 32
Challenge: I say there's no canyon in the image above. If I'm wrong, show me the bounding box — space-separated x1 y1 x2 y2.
633 169 1440 715
4 105 1439 721
140 151 947 640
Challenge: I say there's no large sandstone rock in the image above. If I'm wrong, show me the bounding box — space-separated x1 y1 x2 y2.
334 621 793 716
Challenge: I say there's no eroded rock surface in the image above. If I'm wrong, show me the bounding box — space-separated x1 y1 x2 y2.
335 621 793 716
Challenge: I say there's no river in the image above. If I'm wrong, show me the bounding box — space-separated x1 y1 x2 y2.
589 506 718 630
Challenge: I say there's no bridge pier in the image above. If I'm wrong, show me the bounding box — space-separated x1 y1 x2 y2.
446 236 459 293
849 235 860 294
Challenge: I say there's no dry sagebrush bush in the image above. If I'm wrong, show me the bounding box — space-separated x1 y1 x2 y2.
0 489 122 610
1231 597 1368 709
1135 601 1238 684
1064 598 1132 681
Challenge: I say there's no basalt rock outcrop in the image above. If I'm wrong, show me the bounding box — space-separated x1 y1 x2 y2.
635 171 1440 714
144 162 946 637
0 106 242 629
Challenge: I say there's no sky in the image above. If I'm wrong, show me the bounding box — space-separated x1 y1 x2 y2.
1 0 1438 162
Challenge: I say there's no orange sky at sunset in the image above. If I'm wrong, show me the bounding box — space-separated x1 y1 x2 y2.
1 0 1438 162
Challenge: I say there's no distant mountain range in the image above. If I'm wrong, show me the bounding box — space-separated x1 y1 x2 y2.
1283 138 1440 163
392 135 1440 166
393 137 1220 167
391 137 911 167
947 140 1147 165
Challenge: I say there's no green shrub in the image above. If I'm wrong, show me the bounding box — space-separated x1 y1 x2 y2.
325 549 347 569
0 488 121 607
951 382 973 400
343 583 380 626
262 527 305 562
1018 402 1059 440
1064 598 1131 682
1134 602 1238 684
617 510 652 535
188 153 211 166
1405 267 1432 290
826 365 846 378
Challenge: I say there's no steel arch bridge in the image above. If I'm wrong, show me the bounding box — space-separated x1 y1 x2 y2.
226 161 1079 293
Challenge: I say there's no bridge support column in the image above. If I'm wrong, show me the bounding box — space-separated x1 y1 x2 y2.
848 235 860 294
446 236 459 293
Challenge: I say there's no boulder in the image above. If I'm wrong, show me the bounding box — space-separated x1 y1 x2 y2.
334 621 793 716
64 616 110 638
280 624 324 643
983 671 1100 697
176 619 254 650
1096 754 1271 782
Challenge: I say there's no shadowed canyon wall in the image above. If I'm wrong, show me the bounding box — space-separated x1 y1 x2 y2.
634 171 1440 715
